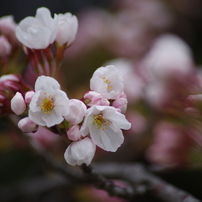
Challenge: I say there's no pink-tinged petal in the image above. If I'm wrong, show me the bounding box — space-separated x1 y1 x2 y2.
25 91 35 104
18 117 38 133
64 137 96 166
66 125 82 141
64 99 86 124
11 92 26 115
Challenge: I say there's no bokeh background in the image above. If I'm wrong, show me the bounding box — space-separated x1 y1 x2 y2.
1 0 202 201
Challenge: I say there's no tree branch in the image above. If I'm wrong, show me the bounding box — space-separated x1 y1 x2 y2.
92 162 201 202
36 149 201 202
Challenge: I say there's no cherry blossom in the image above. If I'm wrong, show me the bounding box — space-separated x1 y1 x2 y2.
29 75 69 127
80 105 131 152
90 65 124 99
56 13 78 46
16 7 58 49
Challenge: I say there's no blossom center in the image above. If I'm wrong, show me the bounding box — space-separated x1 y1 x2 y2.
93 114 110 130
102 77 113 91
41 94 54 113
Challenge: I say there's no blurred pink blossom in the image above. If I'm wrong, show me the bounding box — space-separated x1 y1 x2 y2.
0 36 11 57
146 121 200 169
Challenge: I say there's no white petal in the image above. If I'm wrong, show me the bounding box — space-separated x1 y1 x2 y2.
16 26 33 49
64 137 96 166
29 91 42 113
41 110 64 127
103 108 131 130
27 26 51 49
64 144 77 166
35 7 53 29
35 75 60 92
53 90 69 117
29 109 46 126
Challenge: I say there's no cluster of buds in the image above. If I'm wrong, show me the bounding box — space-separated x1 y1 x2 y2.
11 65 131 166
15 7 78 76
0 74 30 115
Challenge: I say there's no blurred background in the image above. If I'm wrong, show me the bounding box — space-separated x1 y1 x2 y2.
1 0 202 201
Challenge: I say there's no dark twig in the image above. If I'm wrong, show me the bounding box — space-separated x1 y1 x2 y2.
35 149 202 202
81 164 135 200
92 162 201 202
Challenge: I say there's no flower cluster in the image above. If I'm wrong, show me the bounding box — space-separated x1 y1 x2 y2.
11 65 131 166
16 7 78 49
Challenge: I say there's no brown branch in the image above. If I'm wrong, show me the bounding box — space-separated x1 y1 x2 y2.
92 162 201 202
35 149 201 202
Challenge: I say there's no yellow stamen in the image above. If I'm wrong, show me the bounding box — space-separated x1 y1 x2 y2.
102 77 113 91
41 94 54 113
93 114 110 130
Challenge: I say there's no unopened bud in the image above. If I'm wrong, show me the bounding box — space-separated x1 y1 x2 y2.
25 91 34 104
11 92 26 115
18 117 38 133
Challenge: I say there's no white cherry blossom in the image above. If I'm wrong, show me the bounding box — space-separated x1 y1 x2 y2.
64 137 96 166
16 7 58 49
29 75 69 127
56 13 78 46
80 105 131 152
90 65 124 99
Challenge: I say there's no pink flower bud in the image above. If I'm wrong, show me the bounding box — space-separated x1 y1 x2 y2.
112 92 128 113
186 94 202 105
0 16 16 36
184 107 201 118
0 36 11 57
64 137 96 166
66 125 82 141
18 117 38 133
25 91 35 104
11 92 26 115
64 99 86 124
83 91 110 107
